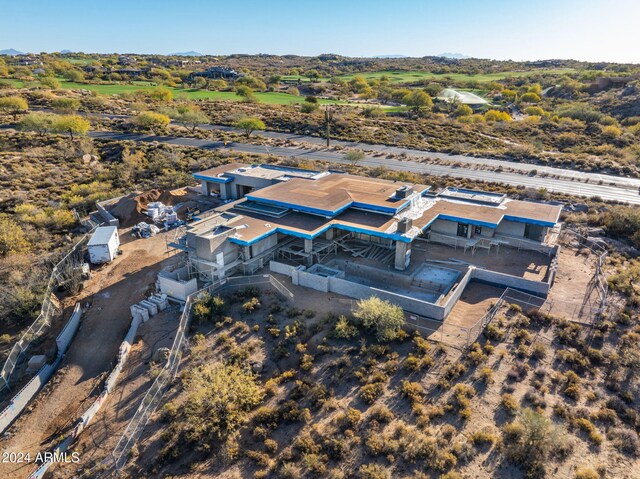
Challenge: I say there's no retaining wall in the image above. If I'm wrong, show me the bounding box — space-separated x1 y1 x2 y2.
26 312 142 479
0 303 83 434
56 304 82 357
269 261 297 276
471 268 550 296
0 359 60 434
96 199 120 227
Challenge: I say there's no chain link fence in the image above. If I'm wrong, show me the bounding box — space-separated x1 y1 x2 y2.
0 226 96 395
80 274 294 477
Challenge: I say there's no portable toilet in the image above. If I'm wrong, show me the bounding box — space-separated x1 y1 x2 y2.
88 226 120 264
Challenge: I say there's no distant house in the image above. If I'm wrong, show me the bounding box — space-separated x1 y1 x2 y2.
115 67 148 77
591 75 639 91
189 67 242 81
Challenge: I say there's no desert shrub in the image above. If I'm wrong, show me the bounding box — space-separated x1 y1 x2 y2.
400 380 424 405
243 297 261 312
503 408 572 477
484 323 505 341
368 405 394 423
353 296 405 342
360 382 385 404
478 366 494 384
608 427 640 456
574 467 599 479
501 393 519 414
178 362 264 443
449 384 475 419
469 429 497 446
333 315 358 339
359 464 390 479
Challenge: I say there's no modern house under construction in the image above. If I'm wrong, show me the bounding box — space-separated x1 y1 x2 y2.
169 163 563 320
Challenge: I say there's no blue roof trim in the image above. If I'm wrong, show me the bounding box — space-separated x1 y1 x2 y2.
245 185 431 218
194 173 233 183
229 221 414 247
503 215 556 228
437 214 498 229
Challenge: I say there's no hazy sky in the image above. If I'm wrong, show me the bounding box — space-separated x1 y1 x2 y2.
1 0 639 63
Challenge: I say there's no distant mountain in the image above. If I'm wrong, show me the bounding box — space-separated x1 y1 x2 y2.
437 52 471 59
0 48 24 56
373 54 408 59
60 49 73 54
172 51 205 57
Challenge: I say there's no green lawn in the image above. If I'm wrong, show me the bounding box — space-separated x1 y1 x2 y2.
285 68 576 84
339 68 578 83
2 78 357 106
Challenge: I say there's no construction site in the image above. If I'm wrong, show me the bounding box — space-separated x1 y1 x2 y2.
0 162 609 479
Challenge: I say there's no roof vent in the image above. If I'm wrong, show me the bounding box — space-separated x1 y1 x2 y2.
396 185 414 199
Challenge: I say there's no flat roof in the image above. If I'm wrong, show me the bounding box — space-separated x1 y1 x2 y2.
246 174 431 216
193 162 248 183
197 195 561 246
438 187 506 206
88 226 117 246
226 164 324 180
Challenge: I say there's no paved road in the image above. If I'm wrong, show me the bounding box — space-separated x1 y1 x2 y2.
84 111 640 191
89 130 640 205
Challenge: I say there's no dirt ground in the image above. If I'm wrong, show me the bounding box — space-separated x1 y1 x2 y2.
0 228 180 479
545 246 600 321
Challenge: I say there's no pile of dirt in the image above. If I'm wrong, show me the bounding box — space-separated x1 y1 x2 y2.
108 188 193 227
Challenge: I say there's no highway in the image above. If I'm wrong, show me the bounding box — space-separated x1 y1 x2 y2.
88 130 640 205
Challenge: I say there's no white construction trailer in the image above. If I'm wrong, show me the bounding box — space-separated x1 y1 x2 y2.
88 226 120 264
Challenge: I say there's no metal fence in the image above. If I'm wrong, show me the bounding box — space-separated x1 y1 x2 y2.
0 226 96 395
82 274 294 477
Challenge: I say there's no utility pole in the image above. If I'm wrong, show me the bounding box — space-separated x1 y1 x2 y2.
324 105 335 148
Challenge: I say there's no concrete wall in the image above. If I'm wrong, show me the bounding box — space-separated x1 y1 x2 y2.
296 269 329 292
442 268 473 317
56 303 82 357
0 358 60 434
252 234 278 257
496 220 526 238
269 261 297 276
431 219 458 236
158 270 198 301
96 202 119 227
471 268 550 296
328 276 446 319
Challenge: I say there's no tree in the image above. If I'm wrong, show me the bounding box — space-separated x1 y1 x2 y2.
235 117 265 137
132 111 170 132
502 408 571 477
193 76 207 90
402 90 433 114
344 149 365 166
52 114 90 139
51 97 81 113
353 296 405 342
208 79 227 91
235 76 267 91
0 215 30 257
454 104 473 117
0 96 28 120
19 112 56 136
235 85 256 102
39 76 61 89
180 362 264 442
484 109 512 122
520 92 541 103
178 108 209 132
306 69 320 81
66 70 85 82
149 87 173 102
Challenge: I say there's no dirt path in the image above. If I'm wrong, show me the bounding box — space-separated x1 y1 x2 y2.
0 230 179 479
